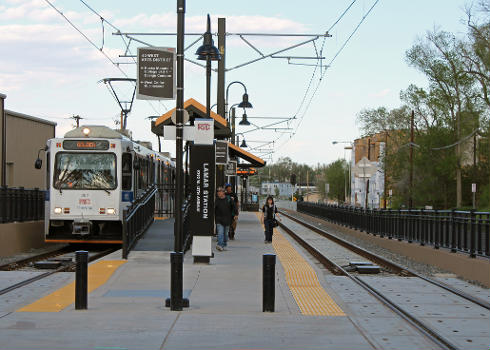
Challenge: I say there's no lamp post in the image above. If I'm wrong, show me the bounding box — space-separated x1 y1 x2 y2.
225 81 253 123
196 14 221 118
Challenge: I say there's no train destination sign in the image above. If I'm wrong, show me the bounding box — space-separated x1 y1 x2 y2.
63 140 109 150
137 47 176 100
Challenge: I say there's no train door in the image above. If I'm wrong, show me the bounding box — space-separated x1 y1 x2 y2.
44 150 51 235
121 152 133 204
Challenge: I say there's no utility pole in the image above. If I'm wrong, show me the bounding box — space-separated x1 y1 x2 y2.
473 133 477 209
365 138 371 209
383 131 388 209
409 110 414 209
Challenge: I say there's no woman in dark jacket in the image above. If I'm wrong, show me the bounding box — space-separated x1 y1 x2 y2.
261 196 280 243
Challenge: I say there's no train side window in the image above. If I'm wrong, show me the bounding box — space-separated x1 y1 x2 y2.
122 153 132 190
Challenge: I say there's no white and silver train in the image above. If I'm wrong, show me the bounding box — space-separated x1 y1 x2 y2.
35 125 175 244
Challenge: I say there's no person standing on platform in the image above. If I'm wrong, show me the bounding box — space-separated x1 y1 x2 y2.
225 183 239 240
215 187 237 251
261 196 279 243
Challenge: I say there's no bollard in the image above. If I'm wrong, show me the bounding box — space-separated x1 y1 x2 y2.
165 252 189 310
75 251 88 310
263 254 276 312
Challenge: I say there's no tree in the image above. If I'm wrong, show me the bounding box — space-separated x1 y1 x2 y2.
317 159 347 202
406 29 482 207
251 157 316 190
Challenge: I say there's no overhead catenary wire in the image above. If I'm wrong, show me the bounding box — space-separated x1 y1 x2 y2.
78 0 169 113
43 0 167 116
273 0 381 156
264 0 371 159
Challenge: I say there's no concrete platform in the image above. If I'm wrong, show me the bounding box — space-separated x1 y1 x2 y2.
133 218 175 251
0 212 488 349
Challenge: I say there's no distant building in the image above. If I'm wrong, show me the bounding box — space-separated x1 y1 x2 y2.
351 133 386 208
261 182 294 197
0 94 56 189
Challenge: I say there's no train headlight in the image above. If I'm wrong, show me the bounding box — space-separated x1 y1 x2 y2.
107 208 115 215
54 207 62 214
82 127 91 136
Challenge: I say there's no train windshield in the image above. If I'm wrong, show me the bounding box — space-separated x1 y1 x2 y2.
53 153 116 190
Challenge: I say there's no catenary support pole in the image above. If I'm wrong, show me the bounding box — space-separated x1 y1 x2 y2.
217 18 226 119
169 0 185 311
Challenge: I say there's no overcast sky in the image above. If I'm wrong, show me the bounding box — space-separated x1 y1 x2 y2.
0 0 472 165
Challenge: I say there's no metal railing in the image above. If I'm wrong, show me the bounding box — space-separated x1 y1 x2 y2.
241 202 259 212
122 186 158 259
156 183 175 216
0 187 44 223
297 202 490 258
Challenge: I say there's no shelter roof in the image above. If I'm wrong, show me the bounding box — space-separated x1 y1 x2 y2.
228 142 266 168
155 98 228 129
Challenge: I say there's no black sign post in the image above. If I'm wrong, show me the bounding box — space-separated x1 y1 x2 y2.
137 47 176 100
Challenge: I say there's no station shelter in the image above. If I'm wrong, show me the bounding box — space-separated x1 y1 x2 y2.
152 98 265 261
152 98 265 199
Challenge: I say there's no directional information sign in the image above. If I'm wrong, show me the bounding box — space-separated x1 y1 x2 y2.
225 161 237 176
215 140 228 164
137 47 176 100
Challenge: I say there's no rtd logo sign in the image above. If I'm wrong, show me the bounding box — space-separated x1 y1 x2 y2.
198 123 211 131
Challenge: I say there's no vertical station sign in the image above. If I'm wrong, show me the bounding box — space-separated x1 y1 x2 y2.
137 47 176 100
189 144 216 236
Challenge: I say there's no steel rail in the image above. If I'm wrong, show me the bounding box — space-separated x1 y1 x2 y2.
0 248 117 296
280 210 490 311
278 218 459 350
0 246 73 271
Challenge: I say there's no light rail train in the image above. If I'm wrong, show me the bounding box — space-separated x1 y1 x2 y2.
35 125 175 244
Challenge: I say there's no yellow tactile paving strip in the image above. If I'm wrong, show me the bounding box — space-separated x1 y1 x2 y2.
17 260 126 312
154 216 168 221
256 213 345 316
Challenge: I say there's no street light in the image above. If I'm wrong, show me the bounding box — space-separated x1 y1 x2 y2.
239 110 250 126
196 14 221 118
225 81 252 122
236 133 248 148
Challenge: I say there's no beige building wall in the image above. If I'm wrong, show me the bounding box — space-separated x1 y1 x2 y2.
3 110 56 189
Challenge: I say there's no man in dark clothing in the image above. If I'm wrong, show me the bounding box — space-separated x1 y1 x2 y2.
225 183 239 240
215 187 237 251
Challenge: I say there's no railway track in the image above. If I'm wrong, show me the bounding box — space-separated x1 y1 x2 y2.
0 247 118 296
0 246 73 271
278 210 490 350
